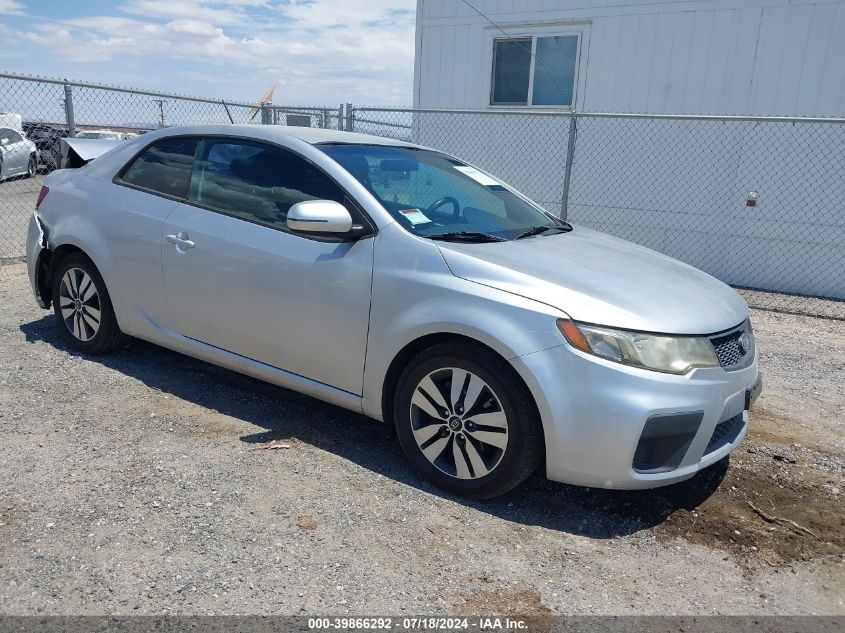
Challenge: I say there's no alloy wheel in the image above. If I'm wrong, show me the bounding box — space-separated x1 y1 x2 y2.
58 267 102 342
409 367 509 479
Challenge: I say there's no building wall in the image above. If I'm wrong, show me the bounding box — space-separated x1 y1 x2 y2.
410 0 845 299
414 0 845 116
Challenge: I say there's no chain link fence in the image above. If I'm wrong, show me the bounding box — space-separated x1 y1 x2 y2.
0 72 266 262
1 72 842 319
353 107 845 320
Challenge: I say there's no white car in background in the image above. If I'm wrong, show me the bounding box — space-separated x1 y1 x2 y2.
0 127 37 181
76 129 129 140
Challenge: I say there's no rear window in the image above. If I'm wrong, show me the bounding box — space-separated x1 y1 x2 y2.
120 138 197 198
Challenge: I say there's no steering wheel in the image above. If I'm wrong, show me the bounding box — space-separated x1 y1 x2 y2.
426 196 461 219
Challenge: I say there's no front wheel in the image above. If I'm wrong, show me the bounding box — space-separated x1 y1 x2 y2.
51 252 128 354
394 343 542 499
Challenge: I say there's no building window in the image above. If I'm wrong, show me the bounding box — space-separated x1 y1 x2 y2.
490 35 579 107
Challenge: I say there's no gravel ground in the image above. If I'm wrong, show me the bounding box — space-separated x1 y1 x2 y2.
0 262 842 616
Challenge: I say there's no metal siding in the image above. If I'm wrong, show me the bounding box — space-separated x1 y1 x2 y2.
632 13 656 112
683 11 714 113
796 2 837 115
465 23 487 108
808 1 845 116
664 11 696 113
647 13 676 113
441 25 456 108
412 0 845 299
611 15 635 111
416 0 845 116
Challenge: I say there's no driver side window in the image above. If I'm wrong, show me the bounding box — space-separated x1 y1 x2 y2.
188 138 346 230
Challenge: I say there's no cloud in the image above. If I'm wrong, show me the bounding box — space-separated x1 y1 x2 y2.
273 0 413 30
0 0 24 16
118 0 251 26
5 0 415 105
8 0 416 105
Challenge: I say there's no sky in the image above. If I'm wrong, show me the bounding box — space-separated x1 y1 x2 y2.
0 0 417 106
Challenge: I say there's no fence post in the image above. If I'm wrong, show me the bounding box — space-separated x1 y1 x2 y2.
559 114 577 220
322 109 329 129
345 102 353 132
63 81 76 138
338 104 345 130
221 100 234 124
260 103 272 125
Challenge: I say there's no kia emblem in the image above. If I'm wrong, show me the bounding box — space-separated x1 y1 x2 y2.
737 333 750 355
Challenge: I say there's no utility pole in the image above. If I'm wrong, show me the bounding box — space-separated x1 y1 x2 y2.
153 99 167 128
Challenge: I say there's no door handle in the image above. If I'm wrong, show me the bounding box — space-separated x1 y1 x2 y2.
166 231 195 249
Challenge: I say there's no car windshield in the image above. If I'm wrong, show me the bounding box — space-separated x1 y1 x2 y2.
318 144 569 241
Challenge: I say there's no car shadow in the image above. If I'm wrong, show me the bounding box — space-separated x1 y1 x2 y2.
21 315 728 539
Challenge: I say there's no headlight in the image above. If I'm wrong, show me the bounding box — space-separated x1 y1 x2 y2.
557 320 719 375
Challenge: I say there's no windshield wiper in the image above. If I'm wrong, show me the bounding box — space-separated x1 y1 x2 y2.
428 231 506 243
515 223 573 240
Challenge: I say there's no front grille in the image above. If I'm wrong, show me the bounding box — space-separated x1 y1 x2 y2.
709 322 754 370
704 413 745 455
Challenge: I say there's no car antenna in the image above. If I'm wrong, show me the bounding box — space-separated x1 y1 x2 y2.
458 0 571 106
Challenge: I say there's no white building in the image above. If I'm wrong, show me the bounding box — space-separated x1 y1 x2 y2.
408 0 845 301
414 0 845 116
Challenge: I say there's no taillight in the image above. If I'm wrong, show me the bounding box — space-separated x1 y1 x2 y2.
35 185 49 210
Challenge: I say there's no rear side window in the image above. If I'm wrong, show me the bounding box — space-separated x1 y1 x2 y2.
120 138 197 198
188 138 345 229
0 128 20 144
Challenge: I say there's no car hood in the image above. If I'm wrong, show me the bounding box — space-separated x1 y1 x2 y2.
436 225 748 335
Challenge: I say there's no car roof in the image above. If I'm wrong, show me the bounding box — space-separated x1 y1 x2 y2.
151 124 420 149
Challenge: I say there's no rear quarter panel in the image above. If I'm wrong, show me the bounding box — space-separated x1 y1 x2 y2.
38 167 177 337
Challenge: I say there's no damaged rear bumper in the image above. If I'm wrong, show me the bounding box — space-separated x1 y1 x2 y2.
26 212 51 308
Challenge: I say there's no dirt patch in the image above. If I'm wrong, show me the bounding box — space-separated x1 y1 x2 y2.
455 589 552 630
0 504 24 538
245 435 302 451
296 516 318 530
749 406 837 451
649 443 844 571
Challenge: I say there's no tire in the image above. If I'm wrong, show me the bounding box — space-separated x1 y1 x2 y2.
51 252 128 354
394 342 542 499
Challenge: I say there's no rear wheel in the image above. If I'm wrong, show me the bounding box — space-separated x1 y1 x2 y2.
51 252 128 354
394 343 542 498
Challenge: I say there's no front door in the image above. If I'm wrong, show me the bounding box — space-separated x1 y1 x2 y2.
161 137 374 395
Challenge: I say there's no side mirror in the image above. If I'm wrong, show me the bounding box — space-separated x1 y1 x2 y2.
287 200 354 235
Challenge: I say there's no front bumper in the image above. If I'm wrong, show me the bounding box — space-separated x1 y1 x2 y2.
512 341 761 489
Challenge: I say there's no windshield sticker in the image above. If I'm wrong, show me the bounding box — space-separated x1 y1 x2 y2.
453 165 500 187
400 208 432 225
